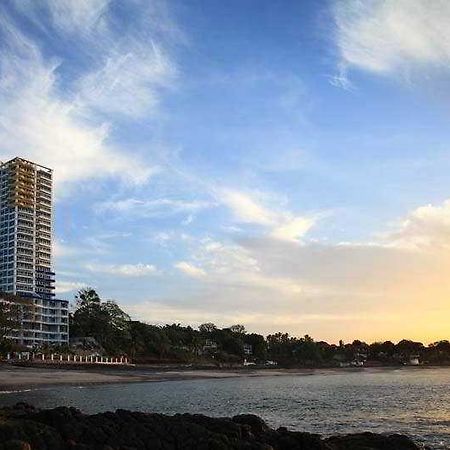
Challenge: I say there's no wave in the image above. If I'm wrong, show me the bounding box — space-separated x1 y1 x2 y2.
0 389 32 395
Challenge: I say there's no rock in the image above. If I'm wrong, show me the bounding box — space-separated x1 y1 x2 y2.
0 403 426 450
233 415 270 434
2 440 31 450
325 432 425 450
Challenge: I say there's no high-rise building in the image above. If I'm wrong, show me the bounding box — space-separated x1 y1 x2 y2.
0 157 68 347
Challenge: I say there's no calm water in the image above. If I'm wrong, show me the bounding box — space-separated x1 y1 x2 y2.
0 367 449 449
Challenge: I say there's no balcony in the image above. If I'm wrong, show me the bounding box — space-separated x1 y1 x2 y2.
36 267 55 275
17 242 34 250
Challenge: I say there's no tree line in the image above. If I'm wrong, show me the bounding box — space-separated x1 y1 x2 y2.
1 288 450 366
68 289 450 366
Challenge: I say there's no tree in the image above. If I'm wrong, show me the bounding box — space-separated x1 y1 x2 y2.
0 299 20 341
267 332 295 361
244 333 267 359
229 324 246 335
396 339 425 358
199 323 217 334
427 340 450 364
70 288 131 354
75 288 101 308
100 300 131 352
70 287 104 338
220 332 244 356
293 335 322 365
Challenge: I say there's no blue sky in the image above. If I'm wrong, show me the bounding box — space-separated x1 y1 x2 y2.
1 0 450 342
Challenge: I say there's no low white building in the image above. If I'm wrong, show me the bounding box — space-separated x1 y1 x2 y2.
3 295 69 347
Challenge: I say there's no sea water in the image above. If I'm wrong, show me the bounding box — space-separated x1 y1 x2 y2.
0 367 449 449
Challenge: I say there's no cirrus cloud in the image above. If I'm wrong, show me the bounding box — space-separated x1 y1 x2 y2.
333 0 450 78
219 189 317 242
86 263 159 277
0 0 177 192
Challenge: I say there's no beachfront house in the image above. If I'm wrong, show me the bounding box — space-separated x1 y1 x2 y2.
243 343 253 355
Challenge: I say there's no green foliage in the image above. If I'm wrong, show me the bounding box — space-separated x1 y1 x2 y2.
229 324 246 334
245 333 267 359
293 335 323 364
0 293 23 344
0 302 19 340
199 322 217 334
70 288 131 354
68 288 450 367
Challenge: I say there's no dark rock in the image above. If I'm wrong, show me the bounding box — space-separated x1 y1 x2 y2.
233 415 270 434
0 403 426 450
325 432 424 450
1 440 31 450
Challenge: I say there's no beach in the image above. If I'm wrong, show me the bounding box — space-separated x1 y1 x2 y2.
0 363 334 391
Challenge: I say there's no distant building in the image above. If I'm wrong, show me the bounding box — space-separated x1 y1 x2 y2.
0 157 68 347
243 343 253 355
202 339 218 353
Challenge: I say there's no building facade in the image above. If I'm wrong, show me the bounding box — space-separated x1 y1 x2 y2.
0 157 68 347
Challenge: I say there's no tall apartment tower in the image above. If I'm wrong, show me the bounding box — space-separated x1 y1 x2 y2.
0 157 68 347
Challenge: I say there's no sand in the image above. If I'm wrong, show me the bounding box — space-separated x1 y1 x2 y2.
0 364 332 391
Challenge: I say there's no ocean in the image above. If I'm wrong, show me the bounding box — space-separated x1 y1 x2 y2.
1 367 449 449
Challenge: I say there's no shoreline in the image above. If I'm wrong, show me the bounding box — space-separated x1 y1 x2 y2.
1 363 447 393
0 365 345 392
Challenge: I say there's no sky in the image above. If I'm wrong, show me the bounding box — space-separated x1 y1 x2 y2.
1 0 450 344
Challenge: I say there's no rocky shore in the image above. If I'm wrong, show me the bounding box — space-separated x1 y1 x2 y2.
0 403 428 450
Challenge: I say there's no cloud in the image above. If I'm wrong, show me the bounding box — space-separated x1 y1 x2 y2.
174 261 207 278
220 190 276 226
0 0 177 191
270 217 315 242
127 301 367 329
46 0 110 34
86 263 159 277
235 198 450 341
333 0 450 76
11 0 110 35
53 240 80 259
55 280 85 294
385 199 450 250
97 198 213 218
219 189 316 241
77 42 176 118
176 238 303 296
132 198 450 342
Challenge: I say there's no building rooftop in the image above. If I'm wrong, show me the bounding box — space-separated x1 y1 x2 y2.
0 157 52 173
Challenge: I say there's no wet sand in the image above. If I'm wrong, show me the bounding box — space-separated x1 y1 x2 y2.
0 364 342 391
0 363 432 392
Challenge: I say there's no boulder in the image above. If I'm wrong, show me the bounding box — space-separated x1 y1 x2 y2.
0 403 426 450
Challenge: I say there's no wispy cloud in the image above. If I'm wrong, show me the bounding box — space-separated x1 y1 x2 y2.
174 261 206 278
220 190 276 226
14 0 111 35
77 43 175 118
0 0 177 191
127 300 393 332
97 198 213 218
86 262 159 277
219 189 316 242
50 0 110 34
333 0 450 77
175 238 304 296
270 217 315 242
55 280 85 294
